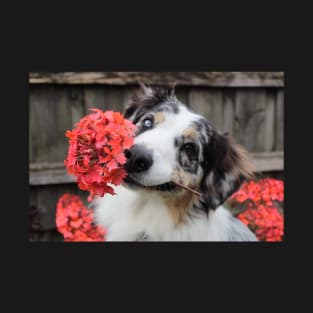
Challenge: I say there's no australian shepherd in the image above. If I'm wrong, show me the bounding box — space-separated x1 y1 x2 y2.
93 84 257 241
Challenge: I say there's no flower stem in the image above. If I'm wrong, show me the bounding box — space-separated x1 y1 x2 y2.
171 181 202 196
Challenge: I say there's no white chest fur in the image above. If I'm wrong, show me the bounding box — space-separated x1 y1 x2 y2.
92 185 250 241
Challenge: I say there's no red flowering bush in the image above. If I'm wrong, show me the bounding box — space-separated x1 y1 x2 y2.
56 193 105 241
228 178 284 241
65 109 136 202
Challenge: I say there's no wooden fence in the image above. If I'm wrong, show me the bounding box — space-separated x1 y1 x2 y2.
29 72 284 241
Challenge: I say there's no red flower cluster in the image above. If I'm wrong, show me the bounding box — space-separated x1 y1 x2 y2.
231 178 284 207
230 178 284 242
238 204 283 241
56 193 105 241
64 109 136 202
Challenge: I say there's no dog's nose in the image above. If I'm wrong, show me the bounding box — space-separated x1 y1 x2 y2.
125 145 153 173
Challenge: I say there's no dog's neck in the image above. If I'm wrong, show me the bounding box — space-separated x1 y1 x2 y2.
93 184 257 241
93 185 208 240
163 191 201 225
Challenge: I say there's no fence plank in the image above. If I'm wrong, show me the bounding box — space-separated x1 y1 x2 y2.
84 85 127 113
84 85 132 113
29 72 284 87
29 118 34 162
30 85 84 163
175 87 189 106
223 89 236 135
69 86 85 124
30 168 76 185
250 151 284 172
121 86 137 110
84 85 106 112
103 86 127 112
264 89 276 151
275 89 284 150
189 88 224 131
234 88 267 152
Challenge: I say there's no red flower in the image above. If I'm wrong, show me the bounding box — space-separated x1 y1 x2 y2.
56 193 106 242
231 178 284 208
238 206 284 241
230 178 284 242
64 109 136 201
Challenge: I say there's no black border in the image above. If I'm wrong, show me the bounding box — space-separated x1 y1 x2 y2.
5 6 309 298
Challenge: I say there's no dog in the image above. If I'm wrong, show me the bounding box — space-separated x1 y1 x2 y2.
92 84 257 241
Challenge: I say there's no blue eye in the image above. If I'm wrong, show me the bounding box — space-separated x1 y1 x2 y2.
143 118 153 128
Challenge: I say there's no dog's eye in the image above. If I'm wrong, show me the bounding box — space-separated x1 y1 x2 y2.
182 143 196 155
143 117 153 129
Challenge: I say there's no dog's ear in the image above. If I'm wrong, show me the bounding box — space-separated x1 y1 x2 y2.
123 102 139 120
200 132 255 210
123 82 152 120
123 82 178 121
138 81 153 97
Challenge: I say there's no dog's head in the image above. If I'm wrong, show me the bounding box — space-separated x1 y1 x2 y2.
123 84 254 213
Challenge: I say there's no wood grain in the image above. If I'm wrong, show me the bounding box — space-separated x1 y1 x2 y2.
29 85 84 163
83 85 132 113
29 72 284 87
189 88 224 131
250 151 284 172
234 88 267 152
222 88 236 135
264 89 276 151
84 85 106 112
175 87 190 106
102 86 126 113
275 89 284 150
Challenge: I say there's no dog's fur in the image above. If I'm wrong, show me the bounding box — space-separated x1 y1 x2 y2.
93 84 257 241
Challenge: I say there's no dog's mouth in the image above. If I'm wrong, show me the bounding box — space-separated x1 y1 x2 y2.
123 175 177 192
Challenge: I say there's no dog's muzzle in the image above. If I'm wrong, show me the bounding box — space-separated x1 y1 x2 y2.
123 144 177 192
124 144 153 173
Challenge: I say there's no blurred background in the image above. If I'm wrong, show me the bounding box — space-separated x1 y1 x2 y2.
29 72 284 241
